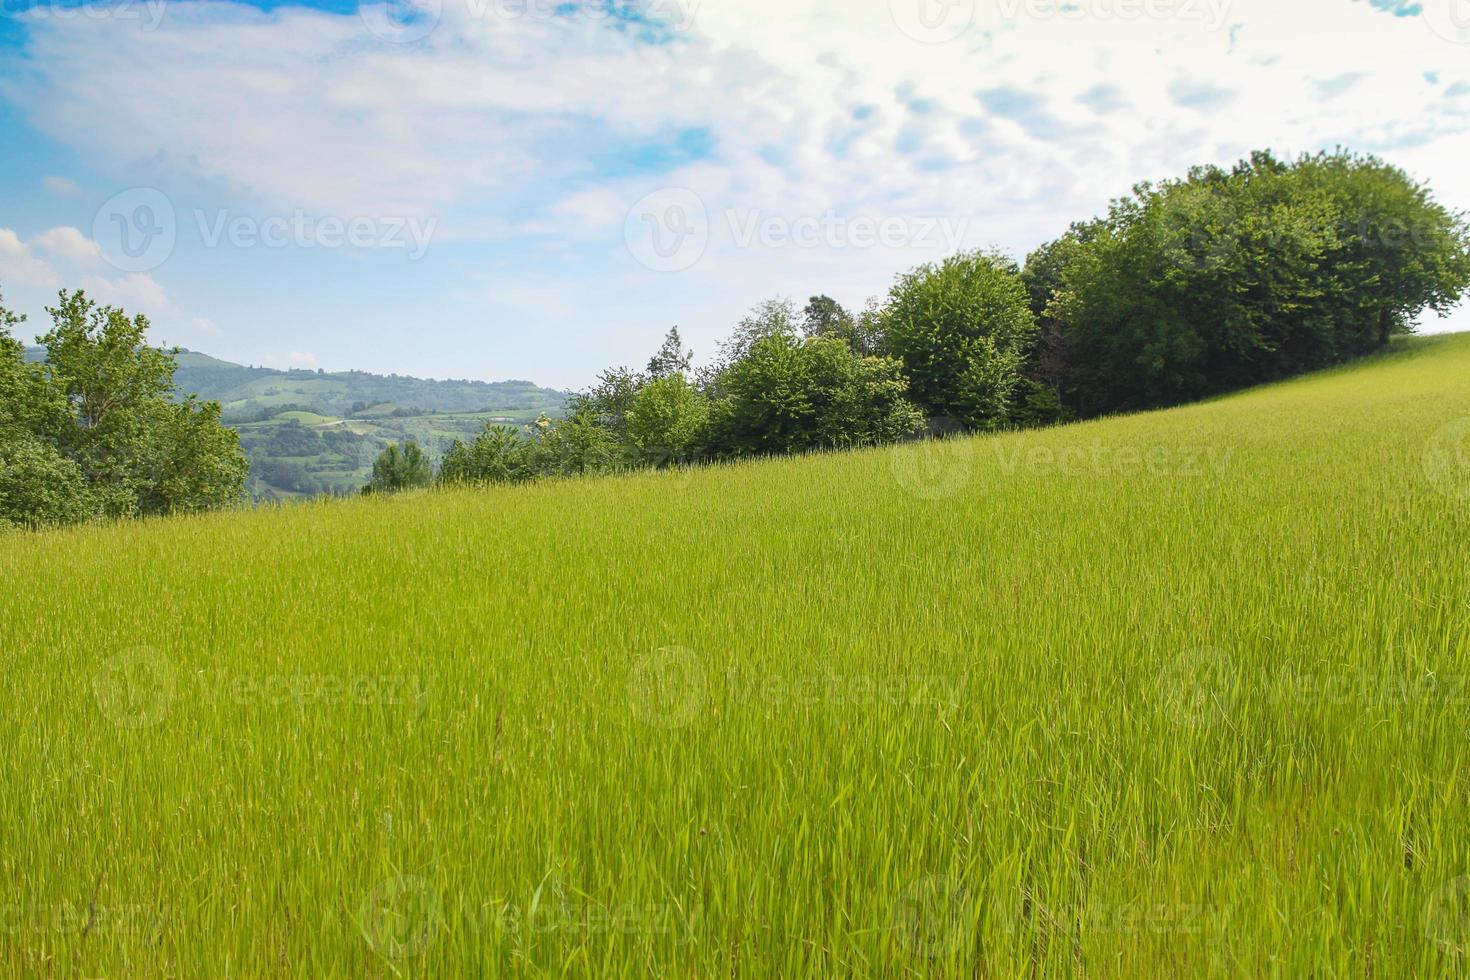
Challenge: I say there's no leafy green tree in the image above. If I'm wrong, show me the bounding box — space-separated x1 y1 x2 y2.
145 398 253 514
439 425 532 484
645 327 693 380
0 434 100 528
803 295 885 356
717 298 803 368
625 372 709 464
1041 151 1470 417
1 288 247 523
365 441 433 494
1296 151 1470 352
709 333 923 456
882 251 1037 430
527 413 623 477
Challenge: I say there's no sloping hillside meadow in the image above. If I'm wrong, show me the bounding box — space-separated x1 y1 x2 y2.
3 334 1469 977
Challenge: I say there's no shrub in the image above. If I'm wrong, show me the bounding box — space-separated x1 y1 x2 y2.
881 251 1037 431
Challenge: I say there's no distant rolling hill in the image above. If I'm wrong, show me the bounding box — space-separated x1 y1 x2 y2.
24 346 568 498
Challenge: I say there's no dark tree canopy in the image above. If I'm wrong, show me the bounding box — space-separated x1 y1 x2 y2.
1027 150 1470 417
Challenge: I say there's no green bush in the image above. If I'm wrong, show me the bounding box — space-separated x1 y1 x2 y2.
625 373 709 465
364 441 433 494
709 333 924 456
0 434 101 527
881 251 1038 431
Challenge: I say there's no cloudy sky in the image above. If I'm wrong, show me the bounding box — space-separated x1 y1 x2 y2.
0 0 1466 388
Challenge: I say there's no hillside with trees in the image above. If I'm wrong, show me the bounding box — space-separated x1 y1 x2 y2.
381 151 1470 495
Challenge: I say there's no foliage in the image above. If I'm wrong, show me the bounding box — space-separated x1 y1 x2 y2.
1030 150 1470 417
439 425 533 485
644 327 693 380
708 333 923 456
624 372 709 464
803 295 885 357
0 433 100 528
881 251 1038 431
716 298 803 369
526 412 623 478
364 440 433 494
0 289 247 525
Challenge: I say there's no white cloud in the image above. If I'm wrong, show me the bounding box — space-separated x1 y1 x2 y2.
78 272 170 313
6 0 1470 373
10 0 1467 243
288 351 319 368
190 316 224 338
42 175 82 197
0 228 61 288
0 226 167 316
35 226 105 268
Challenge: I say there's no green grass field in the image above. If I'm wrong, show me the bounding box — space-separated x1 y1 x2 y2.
4 334 1470 977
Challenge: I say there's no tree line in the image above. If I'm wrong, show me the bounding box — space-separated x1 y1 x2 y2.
3 148 1467 522
368 150 1470 494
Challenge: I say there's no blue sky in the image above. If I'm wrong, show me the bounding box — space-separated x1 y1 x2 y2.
1 0 1469 388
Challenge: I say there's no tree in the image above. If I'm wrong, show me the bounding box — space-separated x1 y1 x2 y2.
145 398 253 514
708 333 923 456
0 288 247 523
625 372 709 464
1039 151 1470 417
365 441 432 494
717 298 803 368
1295 151 1470 351
803 295 885 356
0 434 100 528
645 327 693 380
526 412 623 477
882 251 1037 430
439 424 532 485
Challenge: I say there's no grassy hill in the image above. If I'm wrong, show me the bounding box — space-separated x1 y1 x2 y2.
25 346 568 498
3 334 1469 976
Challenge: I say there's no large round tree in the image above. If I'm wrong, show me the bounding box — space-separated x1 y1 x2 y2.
882 250 1037 431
